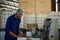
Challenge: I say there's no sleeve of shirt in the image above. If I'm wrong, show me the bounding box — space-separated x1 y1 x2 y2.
18 19 21 32
19 19 21 27
5 17 11 33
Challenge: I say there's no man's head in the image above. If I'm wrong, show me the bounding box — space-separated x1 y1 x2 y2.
15 9 23 19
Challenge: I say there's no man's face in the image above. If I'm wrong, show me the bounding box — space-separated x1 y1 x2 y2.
16 12 23 18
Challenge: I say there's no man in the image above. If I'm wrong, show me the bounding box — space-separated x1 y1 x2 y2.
5 9 23 40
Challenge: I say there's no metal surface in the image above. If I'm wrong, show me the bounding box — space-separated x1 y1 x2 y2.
49 19 59 40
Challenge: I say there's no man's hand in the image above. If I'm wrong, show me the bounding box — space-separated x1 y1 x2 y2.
18 31 23 37
17 35 22 37
9 31 24 38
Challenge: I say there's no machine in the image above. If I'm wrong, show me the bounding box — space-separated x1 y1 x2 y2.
43 18 59 40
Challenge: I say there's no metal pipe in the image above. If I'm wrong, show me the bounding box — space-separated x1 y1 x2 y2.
56 0 58 12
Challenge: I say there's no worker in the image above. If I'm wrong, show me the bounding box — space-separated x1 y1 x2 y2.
5 9 23 40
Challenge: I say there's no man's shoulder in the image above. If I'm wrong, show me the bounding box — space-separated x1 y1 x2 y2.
7 15 14 20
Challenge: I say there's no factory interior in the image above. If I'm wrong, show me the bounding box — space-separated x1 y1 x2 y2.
0 0 60 40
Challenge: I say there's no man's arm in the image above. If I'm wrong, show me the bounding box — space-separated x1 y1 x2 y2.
9 31 18 38
17 19 23 37
5 17 18 38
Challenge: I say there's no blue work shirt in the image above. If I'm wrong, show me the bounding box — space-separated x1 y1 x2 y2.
5 14 21 40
